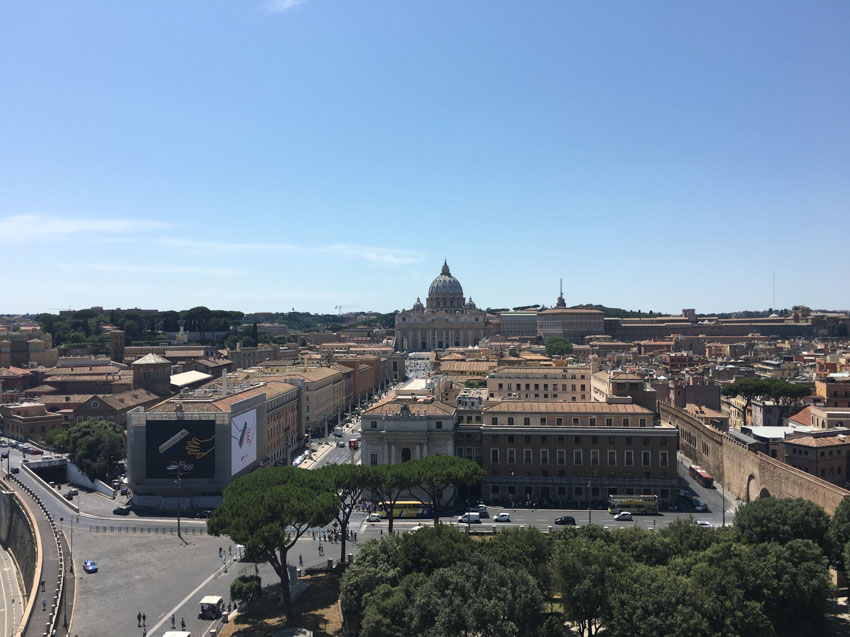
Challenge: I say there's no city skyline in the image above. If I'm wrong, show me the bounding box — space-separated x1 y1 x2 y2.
2 1 848 314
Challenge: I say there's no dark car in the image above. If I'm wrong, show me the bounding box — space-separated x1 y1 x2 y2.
113 505 131 516
10 467 19 474
194 510 213 518
554 516 577 526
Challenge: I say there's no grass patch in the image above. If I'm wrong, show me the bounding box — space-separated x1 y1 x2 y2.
218 570 342 637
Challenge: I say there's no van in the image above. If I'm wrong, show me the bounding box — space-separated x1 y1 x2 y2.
162 632 192 637
457 512 481 524
198 595 225 619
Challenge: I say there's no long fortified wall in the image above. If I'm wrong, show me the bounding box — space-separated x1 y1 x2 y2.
661 402 850 515
0 489 36 591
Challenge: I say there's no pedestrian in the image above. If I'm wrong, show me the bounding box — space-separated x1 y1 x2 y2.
171 614 176 628
143 630 147 637
229 545 232 555
41 598 46 611
138 611 142 627
219 545 223 557
299 554 303 566
380 529 383 536
181 618 186 630
142 613 146 626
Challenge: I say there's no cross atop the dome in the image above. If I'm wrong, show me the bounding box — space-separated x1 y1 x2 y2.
442 259 450 275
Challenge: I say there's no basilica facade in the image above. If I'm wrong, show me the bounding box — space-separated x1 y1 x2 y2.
394 261 487 352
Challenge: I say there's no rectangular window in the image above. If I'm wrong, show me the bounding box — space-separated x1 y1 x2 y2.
660 451 668 467
608 450 616 466
556 417 563 426
557 449 566 465
573 417 580 425
436 421 443 429
491 417 498 425
574 449 583 465
370 453 378 466
507 448 516 464
540 417 547 425
508 435 515 443
591 449 600 466
524 417 530 426
524 449 533 465
508 417 514 426
589 417 596 427
605 417 613 427
623 418 630 428
371 421 377 429
625 450 634 466
642 451 651 466
491 448 499 464
540 449 549 465
639 418 647 427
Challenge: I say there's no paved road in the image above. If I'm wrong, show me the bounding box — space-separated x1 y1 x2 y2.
0 544 23 637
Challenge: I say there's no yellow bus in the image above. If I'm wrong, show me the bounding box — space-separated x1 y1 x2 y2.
378 500 433 519
607 495 658 515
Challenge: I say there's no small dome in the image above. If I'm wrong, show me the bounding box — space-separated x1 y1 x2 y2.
465 297 477 311
412 297 424 312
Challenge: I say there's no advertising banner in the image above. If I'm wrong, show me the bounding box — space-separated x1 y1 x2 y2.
145 419 217 479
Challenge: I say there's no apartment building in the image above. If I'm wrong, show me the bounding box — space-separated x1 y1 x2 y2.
0 402 63 440
486 366 591 402
779 430 850 487
465 401 676 506
816 374 850 408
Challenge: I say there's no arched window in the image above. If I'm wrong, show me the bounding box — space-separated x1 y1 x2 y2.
401 447 412 463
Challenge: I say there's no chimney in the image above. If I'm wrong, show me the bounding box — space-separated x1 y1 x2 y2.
222 370 229 393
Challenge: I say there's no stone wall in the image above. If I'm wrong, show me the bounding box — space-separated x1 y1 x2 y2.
0 490 36 591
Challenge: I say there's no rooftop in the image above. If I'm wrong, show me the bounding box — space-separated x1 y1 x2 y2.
483 400 652 414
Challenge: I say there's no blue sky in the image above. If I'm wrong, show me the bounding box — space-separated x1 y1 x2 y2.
1 1 848 315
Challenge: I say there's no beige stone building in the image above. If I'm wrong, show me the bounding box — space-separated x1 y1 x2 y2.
0 402 63 440
361 397 457 466
487 365 591 402
394 261 488 352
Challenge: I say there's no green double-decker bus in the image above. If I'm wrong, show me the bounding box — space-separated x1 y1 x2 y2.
607 494 658 515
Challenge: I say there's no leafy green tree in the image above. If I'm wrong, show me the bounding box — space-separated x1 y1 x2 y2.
230 574 262 605
408 456 486 524
340 533 404 616
734 497 831 554
656 518 726 559
545 337 573 357
360 573 426 637
604 563 711 637
45 428 69 453
398 524 475 576
552 535 625 636
67 419 125 481
408 553 544 637
207 467 337 617
366 463 417 534
317 463 371 562
610 525 674 567
721 377 809 425
828 496 850 567
479 526 553 598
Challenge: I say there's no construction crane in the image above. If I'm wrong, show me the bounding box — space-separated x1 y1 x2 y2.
334 305 358 316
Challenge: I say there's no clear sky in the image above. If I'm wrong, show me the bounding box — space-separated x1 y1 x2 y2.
2 1 848 316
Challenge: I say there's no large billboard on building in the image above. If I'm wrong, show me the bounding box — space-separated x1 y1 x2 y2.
145 419 217 479
231 408 257 476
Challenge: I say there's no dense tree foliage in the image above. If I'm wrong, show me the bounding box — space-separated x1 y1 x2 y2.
408 455 487 524
721 377 810 424
545 337 573 357
342 497 836 637
67 418 125 481
315 463 371 561
207 467 336 617
230 574 262 604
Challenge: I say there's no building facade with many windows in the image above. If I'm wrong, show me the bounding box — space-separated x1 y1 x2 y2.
486 366 592 402
458 401 678 506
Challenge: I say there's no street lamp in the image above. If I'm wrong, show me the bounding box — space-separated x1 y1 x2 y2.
587 482 592 525
176 468 183 540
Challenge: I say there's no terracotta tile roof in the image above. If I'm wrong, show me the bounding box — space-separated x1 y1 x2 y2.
364 399 455 416
483 400 652 414
784 435 850 448
788 405 813 427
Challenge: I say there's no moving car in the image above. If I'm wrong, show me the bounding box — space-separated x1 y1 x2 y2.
67 488 79 496
10 467 18 474
83 560 98 573
409 525 425 532
28 448 43 455
554 516 576 526
457 512 481 524
493 512 511 523
198 595 224 619
113 505 131 516
613 511 633 521
1 452 7 459
693 500 708 512
366 513 381 522
696 520 712 528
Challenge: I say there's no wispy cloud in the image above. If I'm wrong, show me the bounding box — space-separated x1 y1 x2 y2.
58 263 242 276
156 237 424 265
0 214 172 241
267 0 306 13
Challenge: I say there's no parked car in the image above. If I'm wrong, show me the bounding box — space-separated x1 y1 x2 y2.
64 492 74 501
194 510 213 519
120 486 129 496
493 512 511 523
613 511 633 521
409 525 425 532
10 467 18 474
1 452 7 459
696 520 712 528
112 505 131 516
693 500 708 512
337 441 346 448
67 488 79 496
554 516 576 526
28 448 43 455
366 513 381 522
83 560 98 573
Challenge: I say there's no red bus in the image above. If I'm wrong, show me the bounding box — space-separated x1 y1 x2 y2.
688 465 714 488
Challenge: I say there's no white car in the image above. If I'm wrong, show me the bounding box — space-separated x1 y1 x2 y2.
696 520 712 528
409 525 425 532
366 513 381 522
493 512 511 523
613 511 633 521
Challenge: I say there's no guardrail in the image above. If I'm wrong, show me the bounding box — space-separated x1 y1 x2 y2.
8 474 66 637
88 525 208 534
